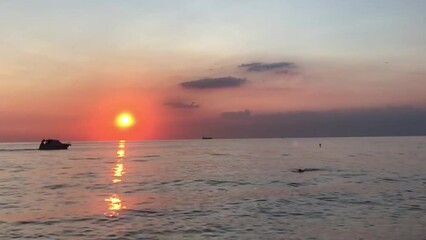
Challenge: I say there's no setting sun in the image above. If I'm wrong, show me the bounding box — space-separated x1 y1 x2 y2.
116 113 135 129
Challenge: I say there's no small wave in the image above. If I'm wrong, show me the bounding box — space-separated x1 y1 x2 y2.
342 199 376 205
85 183 108 190
10 166 32 173
340 173 367 178
317 196 339 201
181 209 215 217
133 200 154 205
291 168 323 173
156 179 185 187
127 209 164 217
270 180 315 187
201 179 252 186
208 153 230 156
380 177 405 182
136 155 160 158
0 203 19 209
0 148 37 152
63 217 94 223
287 182 303 187
43 184 73 190
132 159 150 162
69 157 102 160
71 172 97 178
405 204 422 211
15 219 61 225
155 179 253 187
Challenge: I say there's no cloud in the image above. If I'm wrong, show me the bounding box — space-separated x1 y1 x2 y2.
147 106 426 139
164 101 200 109
177 106 426 139
221 106 426 138
180 77 247 89
239 62 297 73
221 109 251 120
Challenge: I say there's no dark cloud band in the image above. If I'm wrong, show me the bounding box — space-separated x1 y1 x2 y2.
180 77 247 89
164 101 199 109
239 62 297 72
215 106 426 138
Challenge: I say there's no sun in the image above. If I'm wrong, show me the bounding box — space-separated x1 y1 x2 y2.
116 113 135 129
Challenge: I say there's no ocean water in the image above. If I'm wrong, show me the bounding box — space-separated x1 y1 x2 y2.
0 137 425 239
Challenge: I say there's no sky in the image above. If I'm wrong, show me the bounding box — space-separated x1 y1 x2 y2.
1 0 426 141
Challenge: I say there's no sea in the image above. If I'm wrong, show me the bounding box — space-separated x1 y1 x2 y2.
0 137 425 239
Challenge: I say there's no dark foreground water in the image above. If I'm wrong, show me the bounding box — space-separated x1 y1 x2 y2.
0 137 425 239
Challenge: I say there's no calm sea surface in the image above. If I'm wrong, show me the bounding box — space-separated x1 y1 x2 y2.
0 137 425 239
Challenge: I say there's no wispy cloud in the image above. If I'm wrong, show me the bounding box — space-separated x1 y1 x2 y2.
164 101 200 109
239 62 297 73
180 77 247 89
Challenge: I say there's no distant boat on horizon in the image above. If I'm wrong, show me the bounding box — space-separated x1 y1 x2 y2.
38 139 71 150
202 136 213 140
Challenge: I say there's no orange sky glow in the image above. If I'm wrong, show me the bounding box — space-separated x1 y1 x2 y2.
1 1 426 141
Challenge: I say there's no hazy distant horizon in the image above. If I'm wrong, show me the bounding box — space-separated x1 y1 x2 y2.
2 105 426 142
2 135 426 144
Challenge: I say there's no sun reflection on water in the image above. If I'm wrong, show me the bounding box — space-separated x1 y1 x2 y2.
113 163 124 183
104 194 126 217
117 149 125 158
105 140 127 217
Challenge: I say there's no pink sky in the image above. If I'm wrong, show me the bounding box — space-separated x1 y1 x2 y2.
1 1 426 141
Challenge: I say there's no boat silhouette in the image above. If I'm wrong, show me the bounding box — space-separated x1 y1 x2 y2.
38 139 71 150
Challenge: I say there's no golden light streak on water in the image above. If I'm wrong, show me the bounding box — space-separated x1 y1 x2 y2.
117 149 125 158
104 194 126 217
114 163 124 177
105 140 127 217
